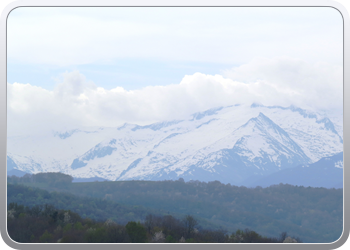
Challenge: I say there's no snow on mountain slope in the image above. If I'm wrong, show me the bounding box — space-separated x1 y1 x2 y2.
7 127 121 173
7 104 343 184
128 112 311 184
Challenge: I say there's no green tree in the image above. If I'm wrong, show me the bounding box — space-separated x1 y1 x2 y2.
84 227 107 243
165 235 176 243
74 222 83 230
125 221 147 243
39 230 53 243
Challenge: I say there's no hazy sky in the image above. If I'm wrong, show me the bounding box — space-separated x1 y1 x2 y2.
7 7 343 136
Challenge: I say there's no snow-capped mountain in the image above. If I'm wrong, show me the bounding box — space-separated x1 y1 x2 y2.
7 104 343 185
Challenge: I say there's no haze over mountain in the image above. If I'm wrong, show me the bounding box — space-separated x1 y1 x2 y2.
246 152 343 188
7 104 343 186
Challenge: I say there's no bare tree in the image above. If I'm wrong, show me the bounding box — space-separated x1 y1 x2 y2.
183 215 198 238
144 214 154 233
279 232 288 242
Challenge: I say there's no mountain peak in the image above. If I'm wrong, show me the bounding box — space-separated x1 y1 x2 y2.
246 112 275 129
191 106 224 120
238 113 282 137
257 112 268 119
250 102 264 108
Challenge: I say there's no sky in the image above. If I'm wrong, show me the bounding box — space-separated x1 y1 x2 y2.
6 7 343 136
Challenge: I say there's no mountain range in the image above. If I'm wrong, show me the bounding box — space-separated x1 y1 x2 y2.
246 152 343 188
7 103 343 187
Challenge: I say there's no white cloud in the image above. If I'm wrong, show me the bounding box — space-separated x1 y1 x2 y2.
222 57 343 111
7 57 342 137
7 7 343 66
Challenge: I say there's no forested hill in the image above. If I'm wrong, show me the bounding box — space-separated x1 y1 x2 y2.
7 173 343 243
7 201 298 243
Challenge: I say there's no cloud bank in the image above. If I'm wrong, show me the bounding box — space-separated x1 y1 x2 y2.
7 57 342 136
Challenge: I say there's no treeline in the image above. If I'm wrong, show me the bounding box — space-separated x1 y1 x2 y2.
7 202 300 243
8 183 162 225
7 173 343 242
8 172 73 188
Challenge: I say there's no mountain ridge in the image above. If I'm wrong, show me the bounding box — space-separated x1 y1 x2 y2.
7 104 343 186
